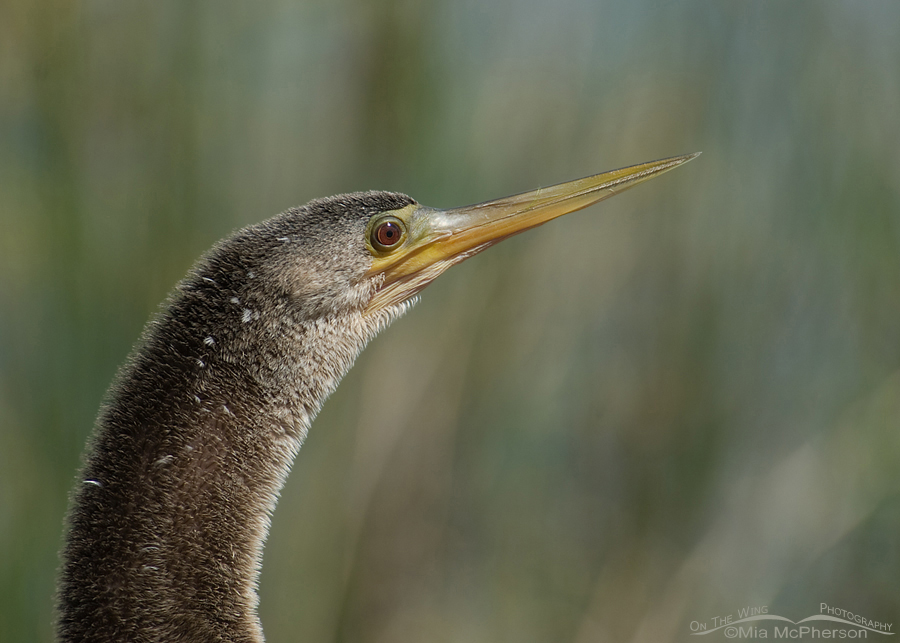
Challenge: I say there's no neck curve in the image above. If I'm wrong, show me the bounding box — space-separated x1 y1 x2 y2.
57 265 404 642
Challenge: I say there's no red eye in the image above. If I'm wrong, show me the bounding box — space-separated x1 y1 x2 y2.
371 218 406 251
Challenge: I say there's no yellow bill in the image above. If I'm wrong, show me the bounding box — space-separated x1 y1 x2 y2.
365 153 700 313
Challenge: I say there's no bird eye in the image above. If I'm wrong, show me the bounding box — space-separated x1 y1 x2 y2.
370 217 406 252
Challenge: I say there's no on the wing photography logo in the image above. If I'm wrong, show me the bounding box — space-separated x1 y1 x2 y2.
689 603 893 639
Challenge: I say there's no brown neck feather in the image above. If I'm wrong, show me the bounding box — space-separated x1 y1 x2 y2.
57 262 403 642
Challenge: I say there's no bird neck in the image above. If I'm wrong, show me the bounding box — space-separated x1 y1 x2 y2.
57 280 395 643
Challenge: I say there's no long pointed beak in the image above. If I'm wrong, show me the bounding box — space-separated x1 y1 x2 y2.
366 153 700 313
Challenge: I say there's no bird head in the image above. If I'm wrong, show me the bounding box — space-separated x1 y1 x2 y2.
207 154 698 327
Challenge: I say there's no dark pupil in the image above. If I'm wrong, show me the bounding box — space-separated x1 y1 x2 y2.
376 222 401 246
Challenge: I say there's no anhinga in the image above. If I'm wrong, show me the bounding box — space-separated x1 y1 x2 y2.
57 154 697 642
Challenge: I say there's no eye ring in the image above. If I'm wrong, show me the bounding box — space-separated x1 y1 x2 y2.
369 216 407 252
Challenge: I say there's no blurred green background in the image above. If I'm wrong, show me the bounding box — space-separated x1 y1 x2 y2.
2 1 899 641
